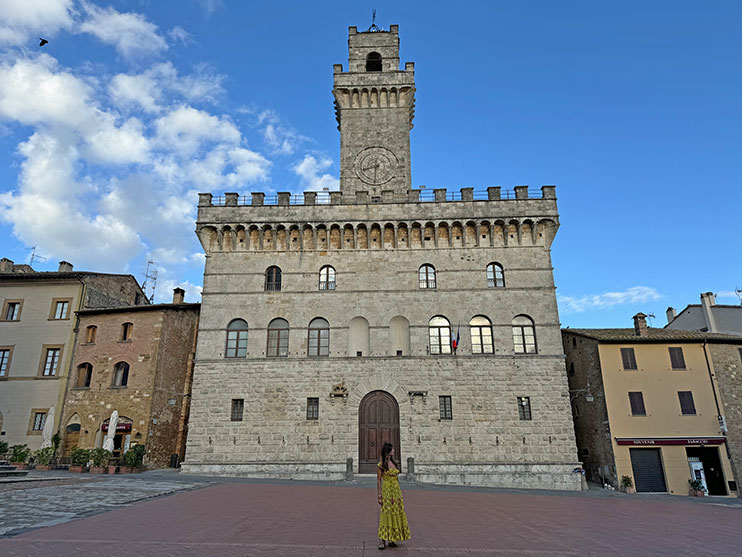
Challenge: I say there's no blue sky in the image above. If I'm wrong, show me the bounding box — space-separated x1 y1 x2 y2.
0 1 739 328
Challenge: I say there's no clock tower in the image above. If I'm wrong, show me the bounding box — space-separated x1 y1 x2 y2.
333 24 415 197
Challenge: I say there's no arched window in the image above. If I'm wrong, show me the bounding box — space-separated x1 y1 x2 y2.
307 318 330 357
85 325 97 343
512 315 537 354
470 316 494 354
429 316 452 355
265 266 282 291
486 262 505 288
419 264 436 289
349 316 370 356
319 266 336 290
366 51 382 72
76 363 93 388
267 318 289 357
121 322 133 341
112 362 129 387
225 319 248 358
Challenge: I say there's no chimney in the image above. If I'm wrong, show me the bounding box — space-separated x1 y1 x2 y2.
633 313 648 336
666 307 676 324
0 258 14 273
58 261 73 272
700 292 718 333
172 287 185 304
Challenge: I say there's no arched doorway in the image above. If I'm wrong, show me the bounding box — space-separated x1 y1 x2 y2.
100 416 133 458
62 414 81 458
359 391 400 474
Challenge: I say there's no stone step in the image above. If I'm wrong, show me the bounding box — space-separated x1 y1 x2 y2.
0 469 29 477
0 465 20 471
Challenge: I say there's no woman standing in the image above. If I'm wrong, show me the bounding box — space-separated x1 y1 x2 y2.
377 442 411 550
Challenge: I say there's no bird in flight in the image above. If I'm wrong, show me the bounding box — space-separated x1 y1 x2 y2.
39 38 48 47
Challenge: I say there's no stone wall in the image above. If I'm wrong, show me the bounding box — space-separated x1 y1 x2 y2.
709 342 742 485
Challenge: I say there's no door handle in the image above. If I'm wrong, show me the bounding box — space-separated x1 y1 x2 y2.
370 442 375 447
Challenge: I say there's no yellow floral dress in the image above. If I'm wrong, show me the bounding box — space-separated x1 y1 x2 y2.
378 463 411 542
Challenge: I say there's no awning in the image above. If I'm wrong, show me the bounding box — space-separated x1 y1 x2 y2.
101 422 132 432
615 437 726 446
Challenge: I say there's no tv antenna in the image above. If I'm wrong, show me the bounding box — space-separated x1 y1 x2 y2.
26 246 47 268
646 313 656 327
367 9 382 32
735 286 742 305
142 260 158 303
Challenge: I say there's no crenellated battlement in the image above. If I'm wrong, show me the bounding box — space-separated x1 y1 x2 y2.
195 186 559 255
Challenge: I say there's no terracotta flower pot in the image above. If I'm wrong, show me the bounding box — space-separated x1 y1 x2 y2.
11 462 28 470
118 466 132 474
107 465 119 475
624 486 635 494
89 466 107 474
35 464 52 471
69 465 87 473
691 489 706 497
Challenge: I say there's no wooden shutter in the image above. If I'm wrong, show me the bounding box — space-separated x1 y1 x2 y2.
678 391 696 415
621 348 637 370
669 347 686 369
629 392 646 415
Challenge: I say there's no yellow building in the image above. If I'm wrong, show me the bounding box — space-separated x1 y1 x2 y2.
563 313 739 497
0 258 144 450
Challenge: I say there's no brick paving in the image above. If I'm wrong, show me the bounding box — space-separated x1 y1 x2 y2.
1 474 741 556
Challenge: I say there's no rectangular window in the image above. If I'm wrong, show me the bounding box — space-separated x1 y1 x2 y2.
32 412 46 431
43 348 60 376
629 392 646 416
51 300 70 320
439 396 453 420
620 347 637 370
669 347 686 369
307 397 319 420
85 326 97 343
121 322 133 341
0 348 11 377
3 300 21 321
231 399 244 421
517 397 532 420
678 391 696 415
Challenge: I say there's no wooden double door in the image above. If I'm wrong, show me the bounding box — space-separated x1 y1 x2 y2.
359 391 400 474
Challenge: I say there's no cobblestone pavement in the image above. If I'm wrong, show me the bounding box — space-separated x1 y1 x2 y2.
1 472 740 556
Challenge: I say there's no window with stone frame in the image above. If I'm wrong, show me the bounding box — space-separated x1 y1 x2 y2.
121 322 133 341
306 397 319 420
512 315 537 354
678 391 696 415
318 266 336 290
231 399 244 421
85 325 97 343
0 347 11 377
418 264 436 289
439 395 453 420
76 363 93 388
621 347 637 370
267 318 289 357
307 318 330 357
428 316 452 355
265 266 282 291
3 300 22 321
486 262 505 288
42 347 61 376
668 347 686 370
517 396 532 420
112 362 129 387
225 319 248 358
469 315 494 354
32 411 46 431
51 299 70 319
366 51 382 71
628 391 646 416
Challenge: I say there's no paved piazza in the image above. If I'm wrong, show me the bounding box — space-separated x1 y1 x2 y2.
1 471 741 556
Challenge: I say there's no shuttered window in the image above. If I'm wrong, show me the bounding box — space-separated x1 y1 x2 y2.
678 391 696 415
629 392 646 416
669 347 686 369
620 348 637 370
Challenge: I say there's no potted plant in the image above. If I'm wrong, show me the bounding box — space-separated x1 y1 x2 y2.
689 478 707 497
107 458 120 475
33 447 55 470
89 448 112 474
9 444 30 469
0 440 8 458
69 447 90 472
621 475 635 494
121 445 146 473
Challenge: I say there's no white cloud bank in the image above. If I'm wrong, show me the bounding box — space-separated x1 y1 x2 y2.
292 154 339 192
79 2 168 59
558 286 661 314
0 0 75 46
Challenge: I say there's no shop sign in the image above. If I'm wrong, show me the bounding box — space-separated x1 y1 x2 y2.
615 437 725 446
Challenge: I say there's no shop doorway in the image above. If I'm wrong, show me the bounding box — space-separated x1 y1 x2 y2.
358 391 400 474
630 448 667 492
686 447 727 496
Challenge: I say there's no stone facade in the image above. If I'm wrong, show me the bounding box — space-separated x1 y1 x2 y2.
709 343 742 485
182 25 581 490
60 291 199 468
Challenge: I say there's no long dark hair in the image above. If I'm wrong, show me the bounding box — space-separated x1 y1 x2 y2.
380 442 396 470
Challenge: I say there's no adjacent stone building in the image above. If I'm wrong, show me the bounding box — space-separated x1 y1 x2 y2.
60 289 199 467
563 314 739 496
182 24 581 490
0 259 145 450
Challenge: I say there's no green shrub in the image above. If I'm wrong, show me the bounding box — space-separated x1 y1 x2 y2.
123 445 146 468
90 448 112 467
620 475 633 488
33 447 55 465
0 440 8 455
689 478 706 491
9 444 30 463
70 447 91 466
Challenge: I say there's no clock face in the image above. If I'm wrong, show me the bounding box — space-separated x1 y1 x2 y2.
354 147 396 185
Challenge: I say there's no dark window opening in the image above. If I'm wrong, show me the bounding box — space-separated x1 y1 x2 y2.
366 51 382 71
265 266 282 291
621 347 638 370
678 391 696 415
307 397 319 420
518 397 532 420
669 347 686 369
267 318 289 357
439 395 453 420
629 391 646 416
76 363 92 388
112 362 129 387
231 399 244 421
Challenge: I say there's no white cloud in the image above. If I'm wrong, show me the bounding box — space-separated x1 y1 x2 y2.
292 154 339 192
0 0 75 46
154 106 241 155
558 286 661 314
716 290 741 301
195 0 224 16
253 108 308 155
79 2 167 59
167 26 193 46
155 278 202 304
